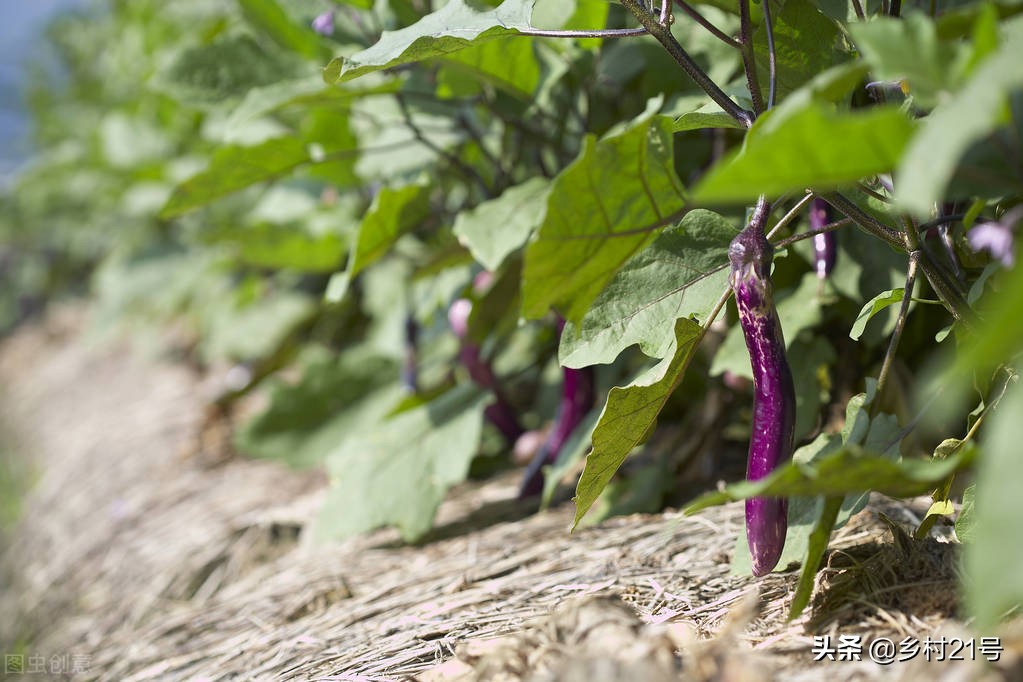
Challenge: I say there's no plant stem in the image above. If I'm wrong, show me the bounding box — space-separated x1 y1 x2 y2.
766 192 815 240
619 0 754 127
738 0 765 116
852 0 866 19
871 250 919 418
762 0 777 109
772 218 852 250
518 27 648 38
674 0 742 48
825 191 977 329
820 192 904 249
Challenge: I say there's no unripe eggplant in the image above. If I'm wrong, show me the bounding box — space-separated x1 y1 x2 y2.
728 222 796 576
448 298 524 443
808 198 837 279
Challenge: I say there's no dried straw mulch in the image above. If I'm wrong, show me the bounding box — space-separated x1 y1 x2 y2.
0 309 1012 681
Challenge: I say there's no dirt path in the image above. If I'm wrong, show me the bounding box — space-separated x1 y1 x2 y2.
0 310 996 681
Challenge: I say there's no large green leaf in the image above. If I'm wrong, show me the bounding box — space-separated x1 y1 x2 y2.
522 108 687 322
559 209 735 368
693 103 914 203
235 349 404 468
895 24 1023 216
239 0 326 60
752 0 847 101
315 385 488 541
573 317 703 528
348 183 432 278
160 137 312 218
323 0 534 84
453 177 550 271
966 384 1023 630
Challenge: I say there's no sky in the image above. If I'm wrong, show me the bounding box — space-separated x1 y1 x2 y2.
0 0 86 181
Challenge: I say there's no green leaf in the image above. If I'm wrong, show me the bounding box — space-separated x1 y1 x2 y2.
324 0 534 84
790 495 842 619
154 32 299 104
439 33 540 97
160 137 312 218
850 288 905 341
693 103 914 204
453 177 550 271
239 0 326 60
559 209 735 368
522 107 687 322
234 349 404 468
966 383 1023 630
684 444 975 513
315 385 488 542
226 75 400 132
200 290 316 363
208 222 349 272
672 103 746 132
752 0 847 101
573 317 703 528
348 183 432 278
956 482 976 542
895 26 1023 216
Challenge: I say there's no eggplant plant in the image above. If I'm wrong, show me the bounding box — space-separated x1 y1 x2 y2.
7 0 1023 627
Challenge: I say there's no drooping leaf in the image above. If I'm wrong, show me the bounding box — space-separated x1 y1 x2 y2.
789 495 842 619
453 177 550 271
315 385 488 542
559 209 735 368
323 0 534 84
348 183 432 278
685 444 975 513
956 482 976 542
693 103 914 204
522 106 687 322
573 317 703 528
850 288 906 341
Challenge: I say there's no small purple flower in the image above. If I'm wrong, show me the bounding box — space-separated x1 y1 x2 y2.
968 208 1021 268
311 11 334 36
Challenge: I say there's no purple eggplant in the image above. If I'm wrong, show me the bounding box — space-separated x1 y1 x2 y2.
808 198 837 279
448 298 524 443
518 349 596 498
729 211 796 576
